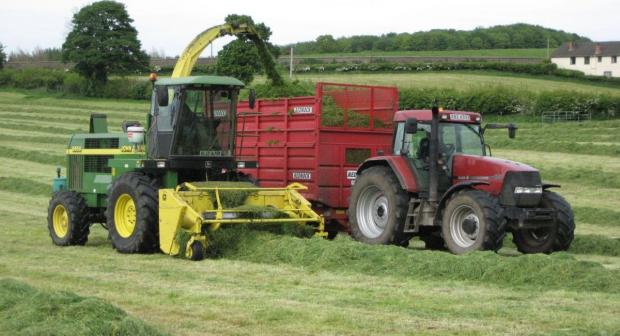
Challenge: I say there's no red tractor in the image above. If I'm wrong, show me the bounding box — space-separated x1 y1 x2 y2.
349 107 575 254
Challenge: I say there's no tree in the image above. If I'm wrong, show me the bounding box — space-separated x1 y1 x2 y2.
316 35 338 53
62 1 149 83
0 43 6 69
216 15 280 85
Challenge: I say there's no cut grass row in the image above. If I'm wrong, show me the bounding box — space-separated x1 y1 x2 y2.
0 278 166 336
6 220 619 336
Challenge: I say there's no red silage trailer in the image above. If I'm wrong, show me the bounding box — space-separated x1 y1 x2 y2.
237 83 398 233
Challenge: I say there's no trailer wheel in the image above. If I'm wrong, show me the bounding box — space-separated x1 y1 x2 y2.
349 166 409 245
441 190 505 254
106 173 159 253
512 191 574 254
47 191 89 246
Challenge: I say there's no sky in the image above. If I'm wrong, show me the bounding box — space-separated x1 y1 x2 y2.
1 0 618 56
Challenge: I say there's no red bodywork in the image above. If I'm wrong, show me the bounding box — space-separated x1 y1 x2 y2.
237 83 398 228
237 91 538 230
452 155 538 195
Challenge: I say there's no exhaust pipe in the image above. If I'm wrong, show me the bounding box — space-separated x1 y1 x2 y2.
428 105 440 204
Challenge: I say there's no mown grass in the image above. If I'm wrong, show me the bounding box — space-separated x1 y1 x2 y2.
0 278 166 336
206 227 620 293
0 146 64 166
1 88 619 335
0 177 50 197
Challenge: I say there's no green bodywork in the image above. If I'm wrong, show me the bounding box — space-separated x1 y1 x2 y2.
57 75 245 209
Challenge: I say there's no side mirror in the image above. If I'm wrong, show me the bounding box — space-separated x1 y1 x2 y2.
508 123 518 139
405 118 418 134
248 89 256 110
156 86 169 107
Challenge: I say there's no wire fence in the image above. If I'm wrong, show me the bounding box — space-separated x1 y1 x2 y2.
541 111 592 123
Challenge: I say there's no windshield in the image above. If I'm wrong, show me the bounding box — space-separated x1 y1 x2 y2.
171 88 236 157
394 122 484 158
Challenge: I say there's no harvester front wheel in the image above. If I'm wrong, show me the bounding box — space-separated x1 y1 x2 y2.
188 241 205 261
512 191 575 254
441 190 505 254
47 191 89 246
348 166 409 245
106 173 159 253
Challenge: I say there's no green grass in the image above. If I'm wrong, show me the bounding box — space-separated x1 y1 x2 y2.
1 89 619 335
0 278 166 336
295 48 548 59
271 72 620 95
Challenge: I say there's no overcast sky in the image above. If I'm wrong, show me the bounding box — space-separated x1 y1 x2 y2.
1 0 618 56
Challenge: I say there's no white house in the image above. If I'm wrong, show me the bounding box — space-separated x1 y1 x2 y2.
551 41 620 77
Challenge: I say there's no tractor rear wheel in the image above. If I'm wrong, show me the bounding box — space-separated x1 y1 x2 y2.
441 190 505 254
512 191 575 254
47 191 89 246
106 173 159 253
348 166 409 245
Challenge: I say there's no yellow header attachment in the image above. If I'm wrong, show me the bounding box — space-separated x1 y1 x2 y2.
158 182 325 257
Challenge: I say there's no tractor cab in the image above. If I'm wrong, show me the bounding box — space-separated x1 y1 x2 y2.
146 76 247 180
392 110 496 194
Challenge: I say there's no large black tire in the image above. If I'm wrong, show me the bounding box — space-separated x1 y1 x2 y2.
441 190 506 254
348 166 410 245
47 191 90 246
512 191 575 254
106 173 159 253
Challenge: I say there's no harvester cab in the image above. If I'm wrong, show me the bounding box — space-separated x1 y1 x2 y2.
350 107 575 255
145 76 249 180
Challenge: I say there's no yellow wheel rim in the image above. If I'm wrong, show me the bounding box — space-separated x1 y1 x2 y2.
52 204 69 238
114 194 137 238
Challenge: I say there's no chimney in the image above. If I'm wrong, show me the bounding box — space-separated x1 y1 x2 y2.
595 43 602 55
568 41 575 51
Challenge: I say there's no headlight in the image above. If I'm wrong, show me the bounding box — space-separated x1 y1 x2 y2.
514 186 542 194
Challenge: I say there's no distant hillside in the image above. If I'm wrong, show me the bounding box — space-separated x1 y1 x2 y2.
281 23 589 55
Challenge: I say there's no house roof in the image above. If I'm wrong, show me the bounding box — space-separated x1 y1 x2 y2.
155 76 245 87
552 41 620 58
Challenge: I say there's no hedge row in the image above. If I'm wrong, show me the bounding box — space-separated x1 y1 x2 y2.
399 87 620 117
1 68 619 116
293 61 620 84
0 68 151 99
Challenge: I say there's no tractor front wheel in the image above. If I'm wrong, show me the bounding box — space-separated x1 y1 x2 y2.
47 191 89 246
441 190 505 254
106 173 159 253
513 191 575 254
348 166 409 245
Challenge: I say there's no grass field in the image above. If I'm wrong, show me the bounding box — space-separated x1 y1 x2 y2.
0 89 619 335
281 72 620 95
294 48 548 59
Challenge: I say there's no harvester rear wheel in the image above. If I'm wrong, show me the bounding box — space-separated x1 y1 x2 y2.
106 173 159 253
512 191 575 254
348 166 409 245
47 191 89 246
441 190 505 254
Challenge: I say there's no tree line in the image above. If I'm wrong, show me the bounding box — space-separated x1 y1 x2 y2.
281 24 589 55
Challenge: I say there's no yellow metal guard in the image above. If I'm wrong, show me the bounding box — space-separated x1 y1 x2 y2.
158 182 325 257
